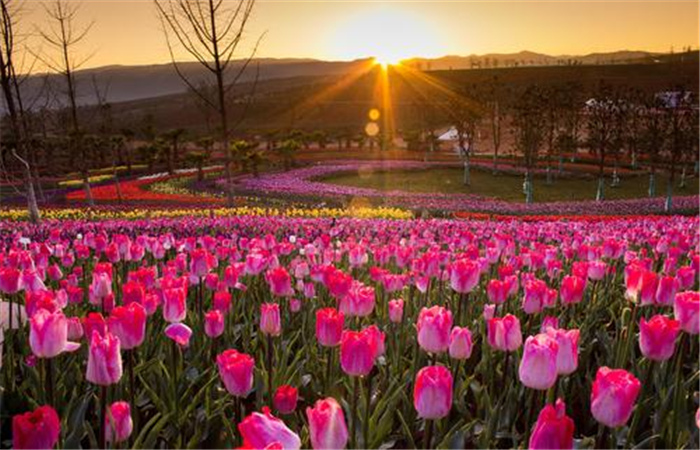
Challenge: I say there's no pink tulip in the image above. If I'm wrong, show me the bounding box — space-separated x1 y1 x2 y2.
449 326 473 360
639 315 681 361
107 302 146 350
164 323 192 347
655 276 679 306
483 304 496 321
522 279 548 314
86 331 122 386
266 267 294 297
560 275 585 305
338 281 375 318
162 287 187 323
316 308 344 347
674 291 699 334
189 248 215 278
12 405 60 449
273 385 298 414
326 269 353 299
204 273 219 291
260 303 282 336
545 328 580 375
122 281 145 305
413 365 453 419
587 261 607 281
217 349 255 397
540 316 559 333
449 259 480 294
29 308 80 358
591 367 641 428
213 290 232 313
289 298 302 313
339 330 374 376
89 272 113 305
66 317 84 340
416 306 453 354
306 397 349 450
238 407 301 450
361 324 385 359
205 309 225 338
487 314 522 352
528 399 574 450
519 334 559 390
676 266 696 290
105 401 133 444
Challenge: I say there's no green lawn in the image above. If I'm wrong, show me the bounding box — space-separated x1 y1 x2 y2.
322 168 694 203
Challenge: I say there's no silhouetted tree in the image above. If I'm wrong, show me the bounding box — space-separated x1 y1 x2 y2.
512 85 546 204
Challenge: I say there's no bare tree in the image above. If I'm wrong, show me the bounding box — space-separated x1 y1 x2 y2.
450 87 482 186
36 0 95 206
512 85 546 204
154 0 262 203
0 0 40 222
486 76 506 174
663 89 697 212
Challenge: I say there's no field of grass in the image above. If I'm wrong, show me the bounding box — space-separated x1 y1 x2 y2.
322 167 694 202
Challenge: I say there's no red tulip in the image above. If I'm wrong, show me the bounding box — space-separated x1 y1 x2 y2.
528 399 574 449
413 365 453 419
361 324 385 359
559 275 585 305
29 308 80 358
486 279 508 304
217 349 255 397
122 280 145 305
266 267 294 297
82 312 107 340
448 326 473 360
519 334 559 390
416 306 453 354
591 367 641 428
306 397 349 450
107 302 146 350
339 330 374 376
326 269 353 299
639 315 681 361
338 281 375 318
238 407 302 450
522 279 549 314
86 331 122 386
260 303 282 336
213 290 232 313
273 385 298 414
487 314 522 352
315 307 344 347
0 267 22 294
164 323 192 347
204 309 225 338
12 405 60 449
105 401 133 444
189 248 215 278
674 291 699 334
655 276 679 306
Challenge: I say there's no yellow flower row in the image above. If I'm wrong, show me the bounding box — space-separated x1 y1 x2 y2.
0 206 413 221
58 174 115 187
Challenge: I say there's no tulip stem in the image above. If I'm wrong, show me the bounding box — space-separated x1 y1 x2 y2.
127 350 137 440
325 346 333 393
350 376 359 449
45 358 54 407
423 419 433 449
100 385 108 450
364 373 372 448
267 334 274 404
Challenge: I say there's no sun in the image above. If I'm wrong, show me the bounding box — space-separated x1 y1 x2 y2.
331 6 442 64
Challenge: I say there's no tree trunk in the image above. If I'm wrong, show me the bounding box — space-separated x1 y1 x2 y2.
648 171 656 197
463 158 471 186
524 171 533 204
664 177 673 213
596 177 605 201
83 172 95 207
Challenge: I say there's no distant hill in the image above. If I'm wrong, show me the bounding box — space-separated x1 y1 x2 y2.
14 49 695 109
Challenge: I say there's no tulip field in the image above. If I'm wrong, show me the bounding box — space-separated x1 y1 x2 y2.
0 213 698 449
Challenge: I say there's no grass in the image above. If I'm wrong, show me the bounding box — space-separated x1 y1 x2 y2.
322 167 695 203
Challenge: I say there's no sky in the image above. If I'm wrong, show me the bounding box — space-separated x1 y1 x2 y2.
19 0 700 70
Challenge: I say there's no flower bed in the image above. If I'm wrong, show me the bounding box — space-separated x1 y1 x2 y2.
225 160 699 216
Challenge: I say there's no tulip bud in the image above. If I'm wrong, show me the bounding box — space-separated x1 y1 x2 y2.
266 267 294 297
340 330 374 377
205 309 225 338
107 302 146 350
29 309 80 358
487 314 522 352
559 275 585 305
105 402 133 444
591 367 641 428
12 405 60 449
217 349 255 397
273 385 298 414
449 326 473 360
388 298 404 323
306 397 349 450
518 334 559 390
316 308 344 347
413 365 453 419
260 303 282 336
528 399 574 450
545 327 580 375
162 287 187 323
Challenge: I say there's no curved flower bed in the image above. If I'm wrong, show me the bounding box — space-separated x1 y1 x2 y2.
225 160 699 216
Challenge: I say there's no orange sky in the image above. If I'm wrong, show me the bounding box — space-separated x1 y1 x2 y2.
20 0 700 70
